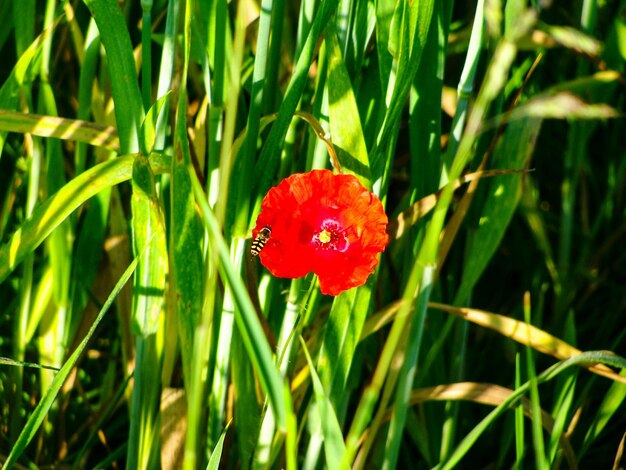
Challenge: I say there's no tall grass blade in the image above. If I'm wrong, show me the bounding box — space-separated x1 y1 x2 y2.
2 252 142 470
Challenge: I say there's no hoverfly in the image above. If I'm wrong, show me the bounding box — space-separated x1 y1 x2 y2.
251 226 272 256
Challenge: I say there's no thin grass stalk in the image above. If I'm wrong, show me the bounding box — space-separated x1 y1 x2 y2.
12 0 35 57
263 0 285 113
524 293 549 469
205 0 227 206
127 334 162 469
83 0 144 154
556 0 597 319
41 0 73 386
154 0 179 151
207 254 239 448
335 0 352 57
11 137 38 442
441 0 484 184
74 20 100 175
381 265 435 469
232 0 276 236
184 323 210 470
153 0 179 391
548 369 577 466
140 0 153 109
305 40 330 171
253 279 302 468
295 0 316 59
202 0 246 452
188 166 288 432
514 354 524 468
439 318 468 461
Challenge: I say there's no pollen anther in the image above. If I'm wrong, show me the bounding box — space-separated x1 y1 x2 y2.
319 229 331 244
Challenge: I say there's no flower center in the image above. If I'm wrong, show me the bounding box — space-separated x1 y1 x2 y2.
318 229 332 244
312 220 348 252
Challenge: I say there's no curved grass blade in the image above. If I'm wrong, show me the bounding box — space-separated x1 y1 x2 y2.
436 351 626 469
1 251 142 470
388 382 577 469
387 168 532 241
0 357 59 371
300 336 347 469
206 421 230 470
428 301 626 384
0 153 170 283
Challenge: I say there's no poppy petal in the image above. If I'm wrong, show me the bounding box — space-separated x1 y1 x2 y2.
252 170 388 295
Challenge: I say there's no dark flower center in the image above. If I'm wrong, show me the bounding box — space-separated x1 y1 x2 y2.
312 220 348 252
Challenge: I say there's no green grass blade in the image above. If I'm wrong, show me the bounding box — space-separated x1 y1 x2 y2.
514 355 524 468
128 151 168 469
1 250 141 470
523 294 549 470
206 422 229 470
437 350 626 470
252 0 338 218
0 357 59 371
454 118 542 304
0 153 170 284
325 20 371 185
300 336 347 469
581 370 626 456
441 0 484 178
253 279 302 468
130 154 167 336
83 0 144 153
12 0 35 57
0 20 49 111
188 166 288 430
231 0 279 235
382 265 435 469
373 0 435 174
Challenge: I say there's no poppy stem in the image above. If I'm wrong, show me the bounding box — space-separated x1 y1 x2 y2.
295 110 343 172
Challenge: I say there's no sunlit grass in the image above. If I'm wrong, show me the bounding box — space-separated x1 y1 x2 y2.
0 0 625 469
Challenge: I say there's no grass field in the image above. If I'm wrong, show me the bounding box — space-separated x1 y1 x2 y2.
1 0 625 468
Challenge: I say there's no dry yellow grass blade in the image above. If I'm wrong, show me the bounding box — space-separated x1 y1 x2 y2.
429 302 626 384
361 301 625 384
612 429 625 470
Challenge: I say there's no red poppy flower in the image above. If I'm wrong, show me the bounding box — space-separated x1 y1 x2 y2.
252 169 388 296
